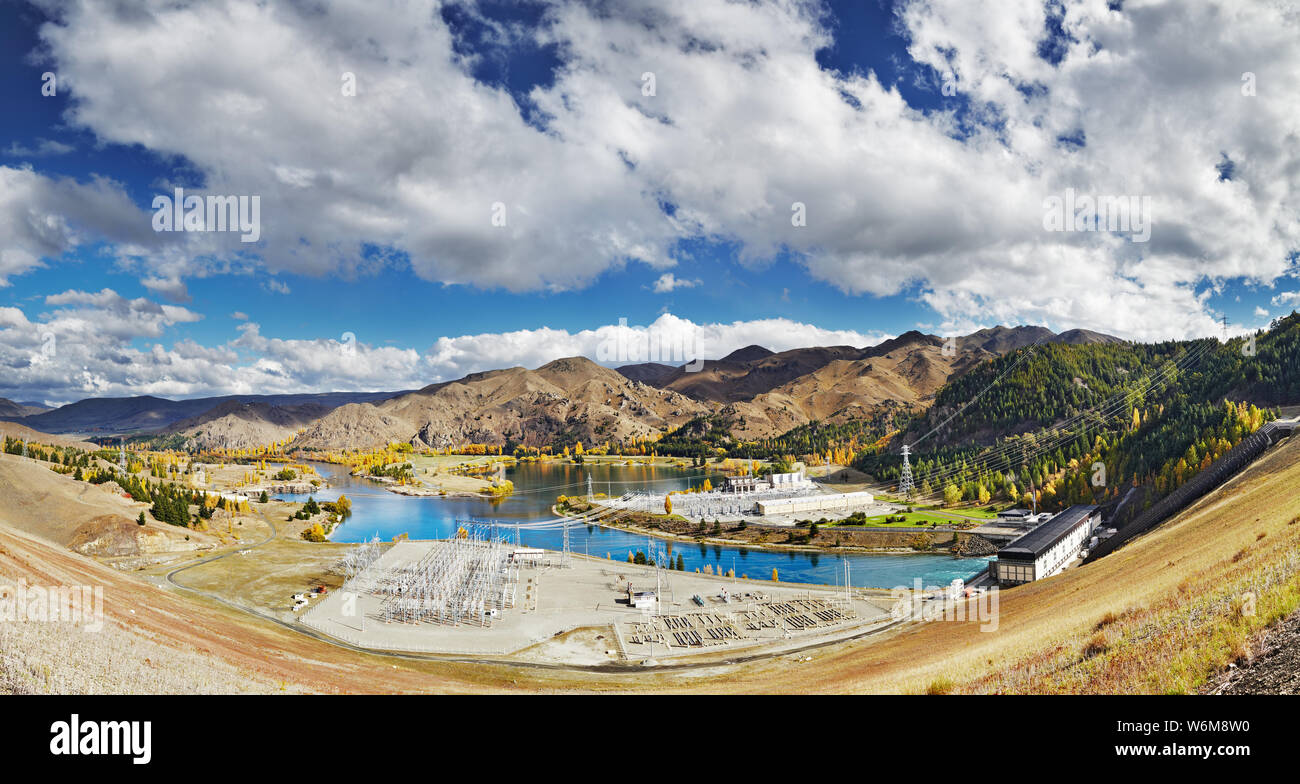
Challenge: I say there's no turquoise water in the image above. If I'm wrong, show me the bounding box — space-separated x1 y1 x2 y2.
278 462 990 589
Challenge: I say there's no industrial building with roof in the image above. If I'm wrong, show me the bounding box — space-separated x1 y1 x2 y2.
990 504 1101 586
755 491 875 516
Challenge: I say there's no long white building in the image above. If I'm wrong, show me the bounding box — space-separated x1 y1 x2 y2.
755 491 875 516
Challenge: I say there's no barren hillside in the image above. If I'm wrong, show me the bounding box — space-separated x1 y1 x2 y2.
0 397 48 418
0 453 216 558
292 356 710 450
722 337 993 438
165 400 330 451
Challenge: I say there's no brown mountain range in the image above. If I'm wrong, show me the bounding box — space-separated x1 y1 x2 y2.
7 325 1119 451
289 357 709 450
281 325 1118 451
163 400 332 451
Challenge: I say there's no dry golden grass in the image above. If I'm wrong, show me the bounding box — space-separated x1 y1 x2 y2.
704 433 1300 694
3 432 1299 694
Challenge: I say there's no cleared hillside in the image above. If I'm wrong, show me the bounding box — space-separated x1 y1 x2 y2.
723 339 990 439
0 421 98 451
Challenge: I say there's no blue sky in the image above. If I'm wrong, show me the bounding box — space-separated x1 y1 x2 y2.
0 0 1296 403
0 1 929 351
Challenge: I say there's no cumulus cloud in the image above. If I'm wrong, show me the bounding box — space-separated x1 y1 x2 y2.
3 138 74 157
651 273 701 293
7 0 1299 342
33 0 675 292
0 165 161 285
1271 290 1300 308
425 312 891 381
0 301 889 404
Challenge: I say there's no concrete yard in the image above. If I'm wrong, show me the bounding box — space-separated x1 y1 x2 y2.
300 541 893 665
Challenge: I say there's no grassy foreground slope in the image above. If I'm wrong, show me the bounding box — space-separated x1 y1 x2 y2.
2 432 1297 694
750 433 1300 694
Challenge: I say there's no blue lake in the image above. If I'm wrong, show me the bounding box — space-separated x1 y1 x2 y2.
278 461 990 589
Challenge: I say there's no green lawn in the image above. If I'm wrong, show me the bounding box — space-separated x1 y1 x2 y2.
914 503 1006 519
825 511 962 528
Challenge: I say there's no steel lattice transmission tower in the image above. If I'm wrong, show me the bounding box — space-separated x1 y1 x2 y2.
898 444 915 499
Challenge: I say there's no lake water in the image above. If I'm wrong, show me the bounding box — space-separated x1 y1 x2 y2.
278 461 990 589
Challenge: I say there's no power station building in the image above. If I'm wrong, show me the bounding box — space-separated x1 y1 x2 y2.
755 491 875 516
990 505 1101 586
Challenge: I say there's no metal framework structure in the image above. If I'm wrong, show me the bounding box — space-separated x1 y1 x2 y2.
337 534 383 581
898 444 914 498
344 527 518 627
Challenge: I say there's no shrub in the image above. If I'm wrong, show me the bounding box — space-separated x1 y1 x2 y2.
925 677 955 695
1083 630 1112 658
1094 610 1120 631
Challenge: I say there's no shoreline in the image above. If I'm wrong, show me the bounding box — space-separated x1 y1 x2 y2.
556 503 986 559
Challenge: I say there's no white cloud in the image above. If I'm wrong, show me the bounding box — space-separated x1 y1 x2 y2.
0 302 889 404
424 312 891 381
4 138 75 157
651 273 701 293
0 165 161 286
1271 290 1300 308
6 0 1298 342
141 275 191 303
